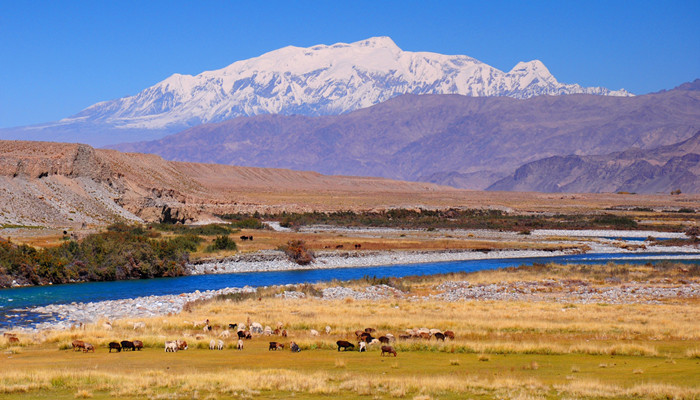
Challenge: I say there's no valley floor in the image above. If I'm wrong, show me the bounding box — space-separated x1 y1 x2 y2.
2 263 699 399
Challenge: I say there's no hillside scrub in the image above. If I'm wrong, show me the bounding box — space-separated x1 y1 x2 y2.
266 209 665 231
0 223 200 287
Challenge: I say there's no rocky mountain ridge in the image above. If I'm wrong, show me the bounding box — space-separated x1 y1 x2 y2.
1 37 629 146
111 80 700 192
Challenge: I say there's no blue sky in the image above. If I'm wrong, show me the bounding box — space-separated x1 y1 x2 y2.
1 0 698 128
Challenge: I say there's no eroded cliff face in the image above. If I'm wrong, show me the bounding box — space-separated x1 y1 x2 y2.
0 141 454 227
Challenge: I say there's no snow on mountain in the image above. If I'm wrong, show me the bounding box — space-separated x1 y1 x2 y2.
65 36 631 131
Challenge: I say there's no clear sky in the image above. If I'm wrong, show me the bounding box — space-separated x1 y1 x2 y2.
1 0 698 128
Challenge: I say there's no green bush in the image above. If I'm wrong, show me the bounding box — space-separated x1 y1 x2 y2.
206 235 237 252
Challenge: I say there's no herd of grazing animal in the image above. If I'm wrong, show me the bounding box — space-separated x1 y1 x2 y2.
15 321 455 358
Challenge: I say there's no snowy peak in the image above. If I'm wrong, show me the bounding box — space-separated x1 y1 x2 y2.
65 36 632 133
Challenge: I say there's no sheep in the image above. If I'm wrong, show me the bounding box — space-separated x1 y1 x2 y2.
385 333 395 342
219 330 231 339
378 336 390 344
290 342 300 352
176 340 188 350
444 330 455 340
102 322 113 330
325 325 331 335
133 322 145 330
72 340 85 351
281 329 287 337
193 319 210 328
369 338 380 346
165 341 178 352
310 329 319 336
209 339 216 350
237 339 244 350
263 326 272 336
217 340 224 350
429 328 442 336
133 340 144 350
358 341 367 352
83 343 95 352
251 322 263 334
434 332 446 341
336 340 354 351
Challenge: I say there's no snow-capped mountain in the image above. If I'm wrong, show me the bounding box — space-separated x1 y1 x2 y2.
1 36 631 146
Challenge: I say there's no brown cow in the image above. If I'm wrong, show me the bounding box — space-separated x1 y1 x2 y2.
108 342 121 352
336 340 355 351
72 340 86 351
381 345 397 357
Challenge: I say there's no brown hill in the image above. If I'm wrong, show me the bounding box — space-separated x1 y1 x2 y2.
0 141 461 227
111 80 700 190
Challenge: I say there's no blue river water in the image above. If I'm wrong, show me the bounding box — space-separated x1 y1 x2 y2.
1 251 698 329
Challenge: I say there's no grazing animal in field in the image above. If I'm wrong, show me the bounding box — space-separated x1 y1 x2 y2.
335 244 343 249
251 322 263 334
273 328 280 335
325 325 331 335
240 235 250 241
381 345 397 357
263 326 272 336
217 340 224 350
108 342 121 353
228 323 238 331
354 330 364 338
3 333 17 338
336 340 355 351
310 329 319 336
133 340 144 350
398 334 411 340
165 341 178 352
364 328 376 333
193 319 209 328
290 342 300 352
385 333 395 342
369 338 380 346
176 340 188 350
8 336 19 344
276 322 284 330
237 330 252 340
429 328 442 336
419 332 431 340
281 329 287 337
269 341 284 350
359 332 374 342
354 244 361 249
358 341 367 352
219 330 231 339
72 340 85 351
378 336 390 344
121 340 136 351
434 332 446 341
444 330 455 340
209 339 217 350
133 322 145 330
203 325 212 332
237 339 244 350
102 322 113 330
83 343 95 352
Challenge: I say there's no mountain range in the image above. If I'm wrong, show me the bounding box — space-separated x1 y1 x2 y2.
111 80 700 192
0 37 630 146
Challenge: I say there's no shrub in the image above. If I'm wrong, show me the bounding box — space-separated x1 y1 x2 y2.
280 240 315 265
206 235 237 252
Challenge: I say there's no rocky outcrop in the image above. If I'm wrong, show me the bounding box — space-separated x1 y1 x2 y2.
488 131 700 193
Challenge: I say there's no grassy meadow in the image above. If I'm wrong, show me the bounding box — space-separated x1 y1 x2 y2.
2 263 699 399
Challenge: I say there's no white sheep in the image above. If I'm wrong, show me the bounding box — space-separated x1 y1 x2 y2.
325 325 331 335
133 322 145 330
209 339 216 350
217 340 224 350
219 330 231 339
237 339 244 350
310 329 319 336
165 341 178 352
359 341 367 352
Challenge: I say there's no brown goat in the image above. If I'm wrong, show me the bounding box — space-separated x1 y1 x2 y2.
381 345 397 357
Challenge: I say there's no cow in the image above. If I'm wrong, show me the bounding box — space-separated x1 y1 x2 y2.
133 340 144 350
381 345 397 357
165 341 178 352
121 341 136 351
108 342 121 353
290 342 300 352
337 340 355 351
83 343 95 353
434 332 446 341
269 341 284 351
71 340 85 351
